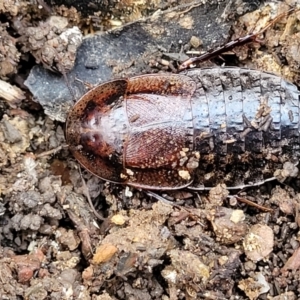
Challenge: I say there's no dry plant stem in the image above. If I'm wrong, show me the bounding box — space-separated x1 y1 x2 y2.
35 144 69 158
229 195 273 212
176 2 203 15
179 7 298 70
0 79 25 106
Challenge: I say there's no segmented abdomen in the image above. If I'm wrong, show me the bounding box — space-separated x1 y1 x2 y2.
186 67 300 187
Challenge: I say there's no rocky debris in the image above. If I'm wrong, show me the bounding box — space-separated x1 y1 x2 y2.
243 224 274 262
17 16 83 73
1 0 300 299
238 273 270 300
208 207 248 244
0 23 20 80
231 1 300 83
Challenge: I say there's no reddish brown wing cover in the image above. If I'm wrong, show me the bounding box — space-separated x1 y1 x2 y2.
66 74 199 190
124 74 199 189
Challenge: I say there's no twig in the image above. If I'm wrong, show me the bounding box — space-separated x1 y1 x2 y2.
228 195 273 212
35 144 68 158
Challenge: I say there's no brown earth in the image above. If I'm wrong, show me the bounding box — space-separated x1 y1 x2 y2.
1 0 300 299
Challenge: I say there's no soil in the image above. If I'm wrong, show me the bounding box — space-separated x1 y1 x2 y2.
1 0 300 299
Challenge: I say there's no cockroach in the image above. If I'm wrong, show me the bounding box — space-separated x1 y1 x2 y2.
66 8 300 190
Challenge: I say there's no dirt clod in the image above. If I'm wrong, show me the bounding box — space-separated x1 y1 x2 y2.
208 207 248 244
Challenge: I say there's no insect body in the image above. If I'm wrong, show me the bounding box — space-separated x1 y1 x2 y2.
66 67 300 190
